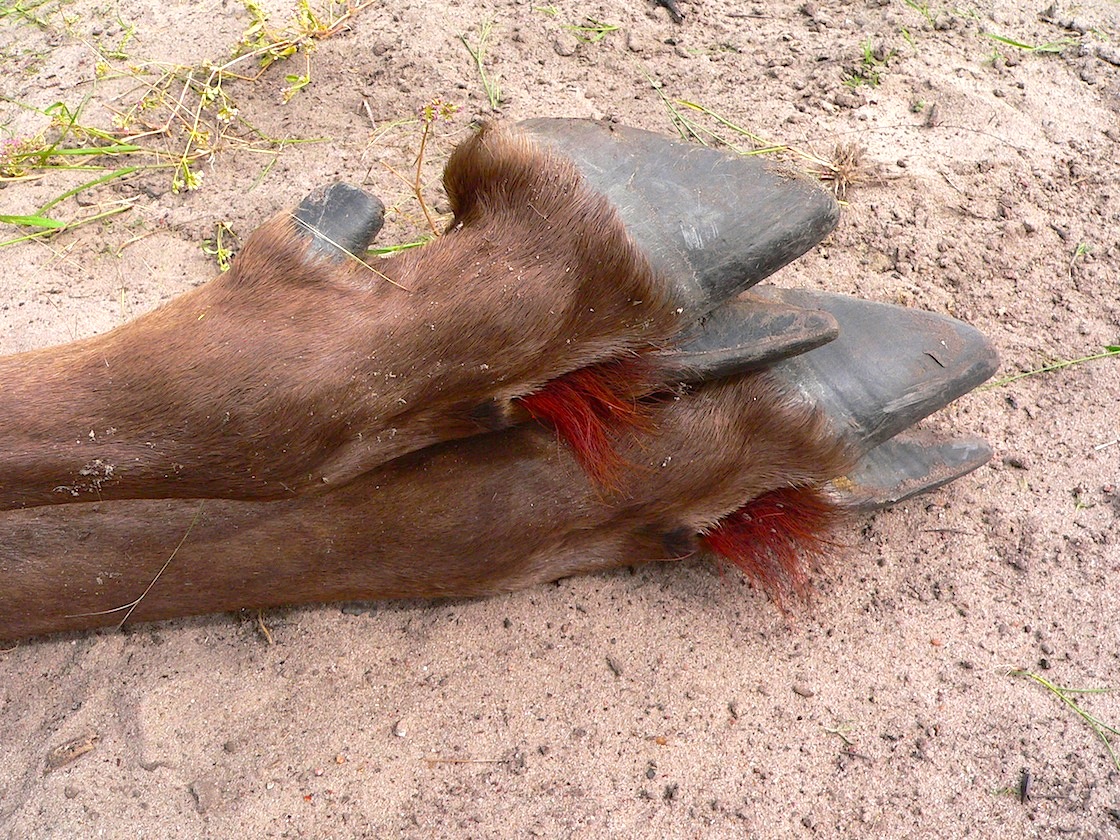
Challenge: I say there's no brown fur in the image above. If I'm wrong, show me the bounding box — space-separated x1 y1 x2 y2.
0 123 678 511
0 373 851 642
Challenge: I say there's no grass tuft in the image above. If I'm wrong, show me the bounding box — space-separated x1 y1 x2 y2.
1009 668 1119 771
460 22 502 110
843 39 895 88
565 17 620 44
0 1 371 247
649 88 871 198
902 0 936 26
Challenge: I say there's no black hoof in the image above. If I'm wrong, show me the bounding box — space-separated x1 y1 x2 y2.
841 431 993 511
756 287 999 454
518 118 840 318
293 182 385 263
668 286 998 505
663 293 839 381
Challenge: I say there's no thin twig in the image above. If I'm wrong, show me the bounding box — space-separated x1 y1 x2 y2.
986 346 1120 388
256 610 275 645
413 120 439 234
289 213 411 291
63 502 206 625
117 501 207 629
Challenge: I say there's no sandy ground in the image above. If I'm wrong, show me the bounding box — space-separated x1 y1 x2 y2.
1 0 1119 836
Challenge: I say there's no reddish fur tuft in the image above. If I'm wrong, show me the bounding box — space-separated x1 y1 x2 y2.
517 356 658 487
700 486 848 607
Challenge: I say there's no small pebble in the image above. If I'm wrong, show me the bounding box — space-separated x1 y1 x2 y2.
190 779 221 813
552 35 578 57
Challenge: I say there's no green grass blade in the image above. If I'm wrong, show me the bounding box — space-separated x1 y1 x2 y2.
1011 669 1120 771
369 238 430 257
460 22 501 110
28 144 144 157
0 213 66 229
0 203 133 248
988 346 1120 387
676 99 778 151
37 166 139 214
984 32 1074 53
